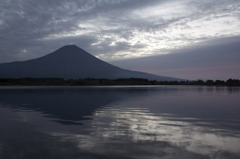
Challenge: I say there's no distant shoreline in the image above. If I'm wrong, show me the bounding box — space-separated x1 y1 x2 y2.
0 78 240 86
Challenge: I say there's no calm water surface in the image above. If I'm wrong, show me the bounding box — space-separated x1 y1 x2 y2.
0 86 239 159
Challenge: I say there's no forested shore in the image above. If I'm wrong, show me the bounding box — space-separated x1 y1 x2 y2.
0 78 240 86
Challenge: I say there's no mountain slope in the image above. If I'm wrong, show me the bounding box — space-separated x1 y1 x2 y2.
0 45 179 81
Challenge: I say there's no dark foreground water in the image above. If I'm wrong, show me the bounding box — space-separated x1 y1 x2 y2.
0 86 240 159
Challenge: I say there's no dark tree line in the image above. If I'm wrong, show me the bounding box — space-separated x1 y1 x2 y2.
0 78 240 86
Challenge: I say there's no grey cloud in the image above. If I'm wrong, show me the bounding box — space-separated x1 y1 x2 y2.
88 0 167 12
111 36 240 80
0 0 91 62
89 40 146 59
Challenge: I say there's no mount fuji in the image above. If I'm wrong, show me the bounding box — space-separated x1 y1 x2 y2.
0 45 179 81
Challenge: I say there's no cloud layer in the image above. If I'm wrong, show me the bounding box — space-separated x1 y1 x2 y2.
112 36 240 80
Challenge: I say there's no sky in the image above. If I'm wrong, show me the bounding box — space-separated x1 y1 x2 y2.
0 0 240 80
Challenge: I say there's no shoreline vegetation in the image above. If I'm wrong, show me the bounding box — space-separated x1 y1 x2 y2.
0 78 240 86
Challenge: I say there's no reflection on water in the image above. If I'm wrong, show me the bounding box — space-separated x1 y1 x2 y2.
0 86 240 159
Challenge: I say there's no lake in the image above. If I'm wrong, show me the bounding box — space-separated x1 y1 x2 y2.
0 86 240 159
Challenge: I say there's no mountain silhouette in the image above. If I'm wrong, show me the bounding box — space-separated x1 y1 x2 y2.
0 45 179 81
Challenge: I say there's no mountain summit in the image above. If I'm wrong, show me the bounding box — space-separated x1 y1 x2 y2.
0 45 179 81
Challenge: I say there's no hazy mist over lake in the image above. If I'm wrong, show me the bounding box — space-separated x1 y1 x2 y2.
0 86 239 159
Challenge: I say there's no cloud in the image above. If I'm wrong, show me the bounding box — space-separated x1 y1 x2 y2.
0 0 239 65
111 36 240 80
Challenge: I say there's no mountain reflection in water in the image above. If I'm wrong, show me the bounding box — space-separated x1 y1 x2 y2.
0 86 240 159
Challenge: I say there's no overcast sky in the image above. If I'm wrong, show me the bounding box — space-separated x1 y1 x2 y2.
0 0 240 80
